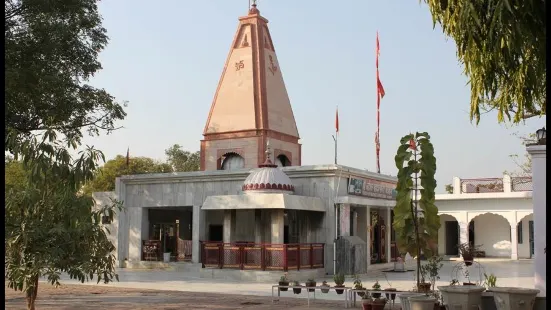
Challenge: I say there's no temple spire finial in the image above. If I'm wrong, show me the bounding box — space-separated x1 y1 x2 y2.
249 0 259 14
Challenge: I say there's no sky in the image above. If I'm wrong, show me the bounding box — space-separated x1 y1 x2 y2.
83 0 545 193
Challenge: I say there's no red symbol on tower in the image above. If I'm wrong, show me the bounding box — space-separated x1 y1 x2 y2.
268 55 278 75
235 60 244 71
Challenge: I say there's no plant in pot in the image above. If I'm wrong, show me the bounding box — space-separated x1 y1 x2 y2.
417 263 431 293
461 266 476 286
353 274 366 297
392 132 441 296
371 296 387 310
483 273 497 292
292 280 302 294
383 273 397 302
320 280 330 293
371 280 382 298
333 273 345 295
431 290 446 310
361 293 373 310
457 242 482 266
305 278 316 292
425 255 444 292
278 273 289 291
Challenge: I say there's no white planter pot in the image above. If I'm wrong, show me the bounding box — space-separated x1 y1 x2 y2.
490 287 540 310
409 296 437 310
438 285 485 310
394 261 405 271
397 292 425 310
163 252 171 263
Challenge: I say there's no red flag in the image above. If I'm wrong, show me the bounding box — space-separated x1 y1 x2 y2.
335 108 339 133
126 147 130 167
376 32 385 100
409 138 416 150
376 31 380 68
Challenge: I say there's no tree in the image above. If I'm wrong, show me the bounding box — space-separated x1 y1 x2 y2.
444 184 453 194
165 144 200 172
82 155 172 195
421 0 546 124
5 1 126 308
393 132 440 289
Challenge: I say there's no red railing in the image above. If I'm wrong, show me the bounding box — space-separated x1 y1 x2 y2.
200 242 324 271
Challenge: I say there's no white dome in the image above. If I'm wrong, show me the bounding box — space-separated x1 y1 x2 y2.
242 166 294 193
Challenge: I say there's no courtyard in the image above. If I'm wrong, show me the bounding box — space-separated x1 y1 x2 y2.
5 260 536 309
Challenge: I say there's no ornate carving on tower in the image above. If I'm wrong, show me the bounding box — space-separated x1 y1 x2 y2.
200 4 301 171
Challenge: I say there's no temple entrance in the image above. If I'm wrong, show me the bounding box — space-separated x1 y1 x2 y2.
370 211 386 264
143 207 193 262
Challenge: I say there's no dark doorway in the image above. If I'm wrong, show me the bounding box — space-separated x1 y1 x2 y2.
209 225 223 242
529 220 535 258
284 225 289 244
445 221 459 255
468 221 475 245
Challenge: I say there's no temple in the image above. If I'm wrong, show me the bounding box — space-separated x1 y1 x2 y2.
93 3 535 281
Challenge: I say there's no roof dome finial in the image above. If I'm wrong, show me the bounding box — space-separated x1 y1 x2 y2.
249 0 259 14
259 139 277 168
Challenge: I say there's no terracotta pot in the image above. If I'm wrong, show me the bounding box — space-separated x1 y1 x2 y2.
418 282 432 293
278 281 289 291
362 299 372 310
320 284 330 293
462 255 474 266
384 288 397 300
371 299 387 310
305 280 316 292
335 284 345 295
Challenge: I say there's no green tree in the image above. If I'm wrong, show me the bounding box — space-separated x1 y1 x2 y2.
444 184 454 194
421 0 546 124
165 144 200 172
82 155 172 195
393 132 440 289
5 1 126 308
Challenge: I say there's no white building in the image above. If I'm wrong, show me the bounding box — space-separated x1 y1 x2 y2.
436 175 533 259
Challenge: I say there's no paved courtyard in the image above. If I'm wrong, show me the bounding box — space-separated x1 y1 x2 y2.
34 259 535 302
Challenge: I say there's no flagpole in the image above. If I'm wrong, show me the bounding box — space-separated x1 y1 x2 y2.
333 106 339 165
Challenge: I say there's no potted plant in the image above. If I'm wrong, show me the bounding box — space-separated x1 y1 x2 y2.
425 255 444 292
483 273 497 292
431 290 446 310
361 293 373 310
371 280 382 298
383 274 397 301
438 285 486 310
457 242 482 266
278 273 289 291
353 274 366 297
490 287 540 310
408 295 437 310
371 297 387 310
333 273 345 295
292 280 301 294
462 267 475 286
320 280 330 293
417 264 431 293
305 278 316 292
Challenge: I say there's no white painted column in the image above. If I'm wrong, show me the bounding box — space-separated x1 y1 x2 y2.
452 176 461 194
503 174 512 193
128 207 143 262
510 212 518 260
270 209 284 244
339 204 351 236
115 178 128 267
191 205 206 263
458 212 469 256
386 208 392 263
223 210 234 243
527 144 546 297
366 206 371 271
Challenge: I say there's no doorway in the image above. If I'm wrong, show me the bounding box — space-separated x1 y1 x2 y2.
151 223 177 253
529 220 534 258
209 225 223 242
445 221 459 255
468 221 475 245
284 225 289 244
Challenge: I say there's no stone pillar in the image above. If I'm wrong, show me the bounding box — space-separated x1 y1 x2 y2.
192 205 206 263
527 144 546 297
339 204 351 237
386 208 392 263
352 209 358 237
366 206 371 271
458 212 469 253
115 178 128 267
271 209 284 244
452 176 461 194
128 207 143 262
223 210 235 243
254 209 263 243
510 222 518 260
503 174 512 193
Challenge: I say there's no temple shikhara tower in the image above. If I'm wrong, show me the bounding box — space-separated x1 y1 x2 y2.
201 4 301 171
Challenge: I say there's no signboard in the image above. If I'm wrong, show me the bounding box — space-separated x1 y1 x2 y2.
348 177 397 200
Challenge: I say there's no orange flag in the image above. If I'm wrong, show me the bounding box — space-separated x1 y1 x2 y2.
335 107 339 133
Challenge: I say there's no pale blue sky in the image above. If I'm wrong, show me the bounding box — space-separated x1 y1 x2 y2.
84 0 544 193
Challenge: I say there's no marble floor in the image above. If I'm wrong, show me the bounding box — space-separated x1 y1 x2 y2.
50 259 536 302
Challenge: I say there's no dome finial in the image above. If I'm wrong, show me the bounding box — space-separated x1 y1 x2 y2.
249 0 259 14
259 139 277 168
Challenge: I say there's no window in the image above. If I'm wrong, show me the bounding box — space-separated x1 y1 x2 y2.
517 221 523 244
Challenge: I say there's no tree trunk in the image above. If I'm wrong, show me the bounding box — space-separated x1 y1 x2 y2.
26 277 38 310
